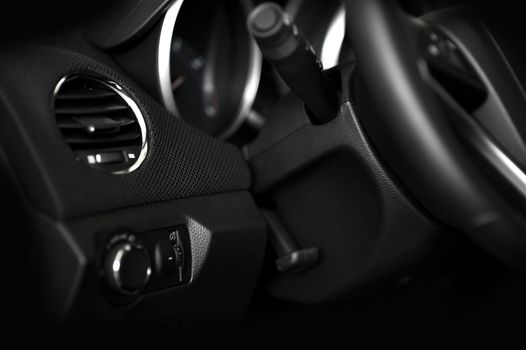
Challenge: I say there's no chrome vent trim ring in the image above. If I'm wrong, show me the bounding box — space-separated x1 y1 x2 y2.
54 75 149 175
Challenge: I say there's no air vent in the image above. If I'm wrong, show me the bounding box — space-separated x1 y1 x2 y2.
54 76 148 174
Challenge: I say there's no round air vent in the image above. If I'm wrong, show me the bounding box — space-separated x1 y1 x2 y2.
54 75 148 174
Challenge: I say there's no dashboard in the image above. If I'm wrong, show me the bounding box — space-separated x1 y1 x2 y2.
0 0 352 326
158 0 261 139
2 0 523 329
154 0 350 142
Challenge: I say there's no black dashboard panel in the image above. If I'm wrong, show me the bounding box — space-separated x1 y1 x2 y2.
86 0 173 49
62 191 265 325
3 0 524 329
0 35 250 219
0 33 266 326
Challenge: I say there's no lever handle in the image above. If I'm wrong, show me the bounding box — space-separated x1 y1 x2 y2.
261 209 320 273
247 3 337 124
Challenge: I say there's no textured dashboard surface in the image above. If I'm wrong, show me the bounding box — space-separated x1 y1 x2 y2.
0 34 251 219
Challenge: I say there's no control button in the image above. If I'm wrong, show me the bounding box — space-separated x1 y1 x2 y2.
426 30 471 75
427 44 440 57
104 241 151 295
154 230 185 282
154 240 177 277
173 244 184 282
169 230 180 244
173 244 184 267
251 4 281 32
155 231 186 282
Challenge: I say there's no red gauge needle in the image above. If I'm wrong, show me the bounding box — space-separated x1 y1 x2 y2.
171 76 185 91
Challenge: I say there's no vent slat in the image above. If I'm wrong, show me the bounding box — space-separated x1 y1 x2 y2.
55 89 116 101
55 102 129 115
64 130 142 145
58 116 136 131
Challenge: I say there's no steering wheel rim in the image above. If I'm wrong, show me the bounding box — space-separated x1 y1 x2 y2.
345 0 526 268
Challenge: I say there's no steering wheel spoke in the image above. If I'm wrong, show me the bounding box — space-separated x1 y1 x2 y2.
418 11 526 207
346 0 526 268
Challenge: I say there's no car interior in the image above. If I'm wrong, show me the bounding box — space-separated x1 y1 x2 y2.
2 0 526 330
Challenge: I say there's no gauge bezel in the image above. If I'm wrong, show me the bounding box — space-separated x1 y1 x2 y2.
320 4 346 69
157 0 262 139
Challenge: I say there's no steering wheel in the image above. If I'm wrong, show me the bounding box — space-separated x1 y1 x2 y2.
345 0 526 268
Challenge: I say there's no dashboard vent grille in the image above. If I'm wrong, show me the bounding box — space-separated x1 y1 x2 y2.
54 76 147 174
